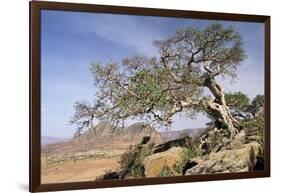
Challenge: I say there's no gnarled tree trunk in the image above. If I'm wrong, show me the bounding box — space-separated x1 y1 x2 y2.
203 77 242 137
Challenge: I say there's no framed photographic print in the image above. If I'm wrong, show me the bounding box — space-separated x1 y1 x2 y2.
30 1 270 192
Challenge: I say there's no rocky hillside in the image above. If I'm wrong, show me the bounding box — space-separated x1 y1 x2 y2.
161 128 207 141
76 122 163 144
184 141 262 175
42 122 164 154
96 127 264 180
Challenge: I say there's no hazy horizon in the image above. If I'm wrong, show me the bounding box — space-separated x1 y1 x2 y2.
41 10 264 138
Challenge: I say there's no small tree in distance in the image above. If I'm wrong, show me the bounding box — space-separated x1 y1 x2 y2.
71 22 247 138
219 92 264 122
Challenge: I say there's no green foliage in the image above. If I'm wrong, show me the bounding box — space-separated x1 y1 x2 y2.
173 141 199 174
129 69 175 112
225 93 264 118
242 114 264 147
225 92 250 111
181 146 199 161
119 146 144 178
119 144 153 178
208 134 220 153
158 162 173 177
248 95 264 117
130 163 145 177
141 143 155 157
71 22 246 132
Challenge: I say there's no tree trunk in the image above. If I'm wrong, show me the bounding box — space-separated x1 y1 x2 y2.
203 77 241 138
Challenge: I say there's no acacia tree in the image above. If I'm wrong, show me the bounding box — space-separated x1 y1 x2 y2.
71 22 246 138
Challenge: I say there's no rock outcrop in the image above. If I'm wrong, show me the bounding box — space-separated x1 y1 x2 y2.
184 142 263 175
143 147 183 177
96 127 264 180
152 136 192 153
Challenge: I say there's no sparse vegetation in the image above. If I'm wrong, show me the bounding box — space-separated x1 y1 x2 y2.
158 161 173 177
208 134 220 154
173 141 199 174
119 142 154 178
181 146 199 162
242 114 264 147
42 152 110 168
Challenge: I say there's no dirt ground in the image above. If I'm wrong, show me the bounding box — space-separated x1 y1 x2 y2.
41 144 129 184
41 157 121 183
40 138 154 184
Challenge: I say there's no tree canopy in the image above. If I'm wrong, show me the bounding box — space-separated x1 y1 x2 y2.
217 92 263 121
71 22 248 138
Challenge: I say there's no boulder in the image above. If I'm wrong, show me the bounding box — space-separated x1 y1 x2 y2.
152 136 192 153
184 142 263 175
143 147 183 177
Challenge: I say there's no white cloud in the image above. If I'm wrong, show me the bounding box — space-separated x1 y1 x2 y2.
71 13 163 56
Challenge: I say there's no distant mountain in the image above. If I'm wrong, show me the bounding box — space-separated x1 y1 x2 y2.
42 122 163 155
42 122 208 155
160 128 207 141
77 122 163 143
41 136 66 146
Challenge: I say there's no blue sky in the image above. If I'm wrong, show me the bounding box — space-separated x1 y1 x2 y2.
41 10 264 138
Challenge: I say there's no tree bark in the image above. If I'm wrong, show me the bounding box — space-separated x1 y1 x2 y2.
203 77 241 138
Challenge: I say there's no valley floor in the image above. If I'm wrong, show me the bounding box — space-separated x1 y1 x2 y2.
41 157 120 183
41 147 126 183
